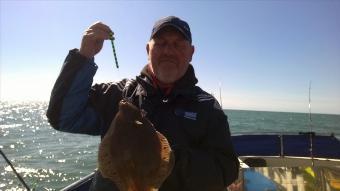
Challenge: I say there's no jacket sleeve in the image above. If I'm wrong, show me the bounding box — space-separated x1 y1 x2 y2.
162 103 239 191
46 49 102 135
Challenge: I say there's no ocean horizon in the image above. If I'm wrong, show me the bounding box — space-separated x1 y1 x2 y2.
1 101 340 190
1 100 339 115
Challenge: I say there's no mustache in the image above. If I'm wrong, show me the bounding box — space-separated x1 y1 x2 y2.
159 57 178 63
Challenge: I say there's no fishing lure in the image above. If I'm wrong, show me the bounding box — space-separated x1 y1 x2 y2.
109 32 119 69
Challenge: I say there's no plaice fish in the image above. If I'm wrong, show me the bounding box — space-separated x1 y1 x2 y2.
98 99 175 191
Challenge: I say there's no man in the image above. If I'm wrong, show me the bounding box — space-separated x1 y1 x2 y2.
47 16 239 191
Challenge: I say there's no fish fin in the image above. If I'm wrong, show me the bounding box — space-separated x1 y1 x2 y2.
98 136 126 191
152 131 175 188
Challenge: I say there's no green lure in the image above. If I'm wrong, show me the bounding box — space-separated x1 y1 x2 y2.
109 32 119 69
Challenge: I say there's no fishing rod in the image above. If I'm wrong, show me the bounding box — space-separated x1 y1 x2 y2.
219 82 223 109
308 81 314 167
0 148 31 190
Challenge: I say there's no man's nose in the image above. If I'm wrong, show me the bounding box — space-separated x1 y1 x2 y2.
162 44 176 55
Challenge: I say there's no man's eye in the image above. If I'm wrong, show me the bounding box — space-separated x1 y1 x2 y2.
175 42 186 49
154 41 165 46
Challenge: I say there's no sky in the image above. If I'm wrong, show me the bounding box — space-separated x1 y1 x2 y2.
1 0 339 114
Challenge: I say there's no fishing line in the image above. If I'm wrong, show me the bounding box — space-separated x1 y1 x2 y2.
109 32 119 69
0 148 31 190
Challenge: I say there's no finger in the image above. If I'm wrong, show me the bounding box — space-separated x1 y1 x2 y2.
89 21 113 36
85 28 111 40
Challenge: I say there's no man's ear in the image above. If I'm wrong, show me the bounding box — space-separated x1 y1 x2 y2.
146 43 150 55
189 45 195 62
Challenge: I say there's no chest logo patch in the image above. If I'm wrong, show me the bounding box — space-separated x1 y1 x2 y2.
174 108 197 120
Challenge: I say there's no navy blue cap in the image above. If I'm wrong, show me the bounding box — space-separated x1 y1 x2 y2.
150 16 192 43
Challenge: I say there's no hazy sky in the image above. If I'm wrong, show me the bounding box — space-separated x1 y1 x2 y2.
1 0 339 114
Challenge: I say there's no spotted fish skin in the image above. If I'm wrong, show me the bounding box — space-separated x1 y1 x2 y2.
98 100 175 191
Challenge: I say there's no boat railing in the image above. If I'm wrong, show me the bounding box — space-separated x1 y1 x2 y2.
231 132 340 160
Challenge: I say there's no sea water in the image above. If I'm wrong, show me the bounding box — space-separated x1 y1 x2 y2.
1 101 339 190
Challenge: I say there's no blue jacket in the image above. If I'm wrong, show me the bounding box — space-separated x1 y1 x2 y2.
47 49 239 191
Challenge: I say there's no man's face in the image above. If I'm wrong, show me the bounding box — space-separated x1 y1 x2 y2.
147 27 194 84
